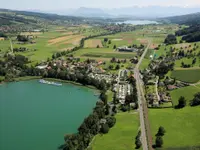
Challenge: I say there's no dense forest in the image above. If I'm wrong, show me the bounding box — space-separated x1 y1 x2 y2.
161 12 200 42
164 34 177 45
164 12 200 25
175 25 200 42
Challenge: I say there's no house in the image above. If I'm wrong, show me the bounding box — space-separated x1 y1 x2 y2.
167 85 178 91
116 46 137 52
0 37 5 41
36 65 48 69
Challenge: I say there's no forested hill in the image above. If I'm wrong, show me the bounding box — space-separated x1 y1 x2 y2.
0 8 85 26
163 12 200 25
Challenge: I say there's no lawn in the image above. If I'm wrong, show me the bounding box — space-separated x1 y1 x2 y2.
170 85 200 106
140 58 151 70
149 107 200 149
90 112 140 150
171 69 200 83
106 90 114 102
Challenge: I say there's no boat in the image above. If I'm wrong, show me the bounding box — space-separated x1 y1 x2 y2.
39 79 62 86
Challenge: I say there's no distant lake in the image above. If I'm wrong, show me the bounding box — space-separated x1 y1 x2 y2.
0 80 99 150
116 20 159 25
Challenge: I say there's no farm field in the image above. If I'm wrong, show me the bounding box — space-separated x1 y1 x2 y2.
149 107 200 149
171 69 200 83
73 48 137 60
0 26 106 64
90 112 140 150
84 39 103 48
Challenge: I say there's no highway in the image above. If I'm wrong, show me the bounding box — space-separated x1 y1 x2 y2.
134 41 152 150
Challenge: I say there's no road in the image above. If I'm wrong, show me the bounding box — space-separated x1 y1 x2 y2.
134 41 152 150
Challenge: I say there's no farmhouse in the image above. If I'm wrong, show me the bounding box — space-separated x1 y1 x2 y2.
0 37 5 41
116 46 137 52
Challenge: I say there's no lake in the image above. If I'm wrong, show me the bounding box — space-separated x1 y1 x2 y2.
116 20 159 25
0 80 99 150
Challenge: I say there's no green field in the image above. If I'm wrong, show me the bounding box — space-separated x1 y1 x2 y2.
149 85 200 149
171 69 200 83
149 107 200 149
83 52 136 59
73 48 137 59
0 26 107 63
90 112 140 150
170 85 200 106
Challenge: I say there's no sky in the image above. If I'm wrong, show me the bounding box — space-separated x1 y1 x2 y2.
1 0 200 10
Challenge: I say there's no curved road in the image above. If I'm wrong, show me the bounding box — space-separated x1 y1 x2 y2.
134 41 152 150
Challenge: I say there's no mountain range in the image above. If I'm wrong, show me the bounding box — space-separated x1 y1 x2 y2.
43 6 200 18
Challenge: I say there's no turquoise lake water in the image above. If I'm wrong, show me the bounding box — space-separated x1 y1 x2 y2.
0 80 99 150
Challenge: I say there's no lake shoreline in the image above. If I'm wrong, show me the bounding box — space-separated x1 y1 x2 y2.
1 76 100 92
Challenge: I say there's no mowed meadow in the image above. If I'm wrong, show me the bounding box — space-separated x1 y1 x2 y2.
149 85 200 149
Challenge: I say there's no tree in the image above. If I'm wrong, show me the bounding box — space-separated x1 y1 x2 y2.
115 64 120 70
104 38 108 42
106 116 116 128
135 130 142 149
164 34 177 45
96 45 100 48
113 45 116 49
108 65 114 70
108 40 111 44
176 96 186 108
100 123 109 134
0 32 7 38
156 126 166 136
100 91 107 105
105 104 110 115
192 58 196 65
17 35 29 42
135 138 142 149
112 105 117 113
155 136 163 147
190 92 200 106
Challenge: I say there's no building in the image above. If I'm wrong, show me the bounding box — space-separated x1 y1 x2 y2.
116 46 137 52
36 65 48 69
